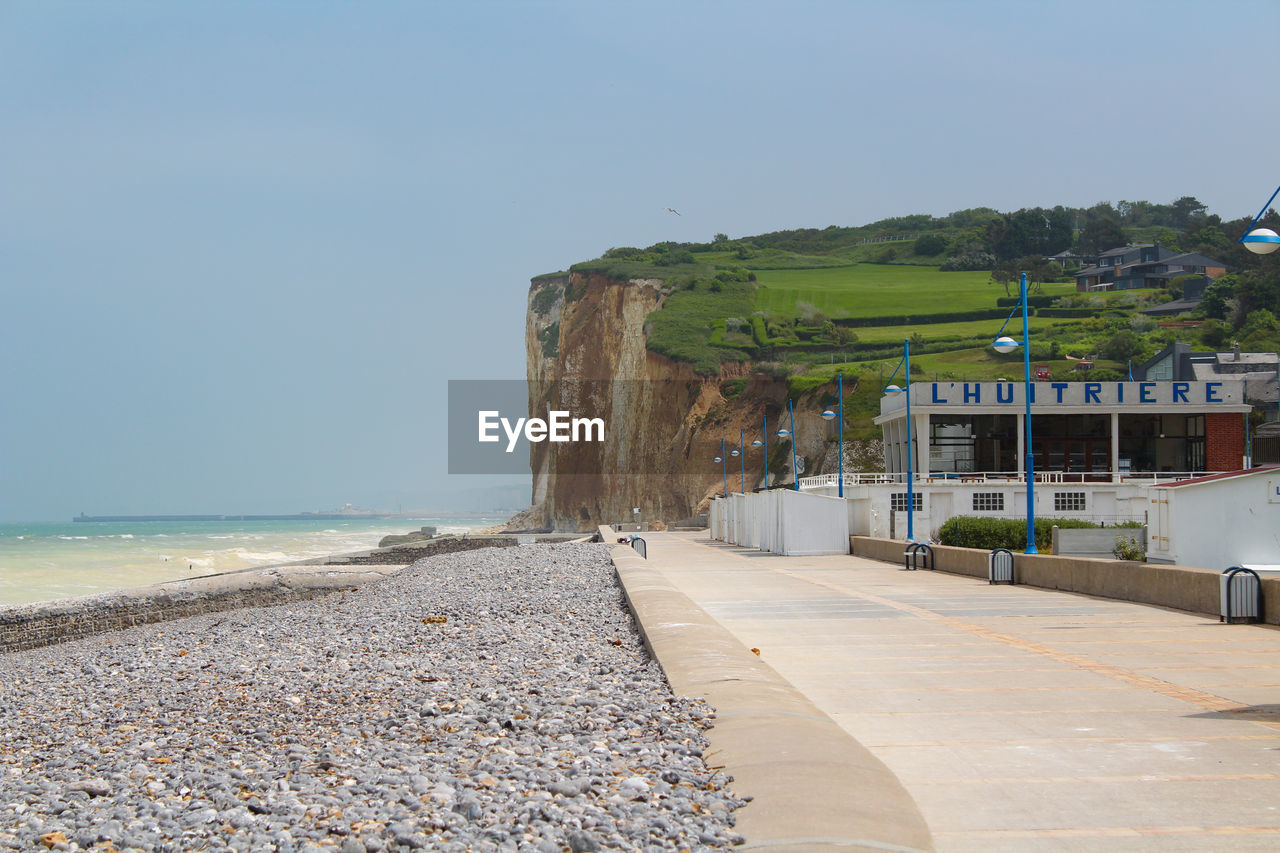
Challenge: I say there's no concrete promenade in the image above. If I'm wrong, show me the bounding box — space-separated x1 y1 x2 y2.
619 529 1280 852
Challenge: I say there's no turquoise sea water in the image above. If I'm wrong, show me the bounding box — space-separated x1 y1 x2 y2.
0 516 505 606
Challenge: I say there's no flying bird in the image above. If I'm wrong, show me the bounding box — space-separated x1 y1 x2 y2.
665 207 681 216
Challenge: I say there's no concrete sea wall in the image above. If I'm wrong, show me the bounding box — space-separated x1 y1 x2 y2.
850 536 1280 625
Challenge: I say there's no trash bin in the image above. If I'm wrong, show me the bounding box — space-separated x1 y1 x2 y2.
1220 567 1264 624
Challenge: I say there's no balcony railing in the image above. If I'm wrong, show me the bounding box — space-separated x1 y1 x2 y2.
798 470 1213 491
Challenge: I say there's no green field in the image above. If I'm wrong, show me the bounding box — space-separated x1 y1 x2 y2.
850 315 1065 344
754 265 1076 319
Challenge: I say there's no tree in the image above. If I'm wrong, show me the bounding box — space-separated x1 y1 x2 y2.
1232 271 1279 320
914 234 948 256
1169 196 1208 229
1198 275 1237 320
1100 330 1146 362
1239 309 1279 339
712 233 729 243
986 207 1073 261
1076 217 1128 255
990 262 1017 297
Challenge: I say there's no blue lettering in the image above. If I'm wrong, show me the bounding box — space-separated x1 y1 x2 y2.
1172 382 1189 403
996 383 1013 404
931 383 948 404
1117 382 1124 403
1028 383 1035 404
1084 382 1101 404
1051 382 1068 403
1206 381 1222 402
964 383 980 404
1140 382 1156 402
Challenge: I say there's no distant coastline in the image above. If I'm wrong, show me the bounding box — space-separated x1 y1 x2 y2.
72 510 518 523
73 512 399 523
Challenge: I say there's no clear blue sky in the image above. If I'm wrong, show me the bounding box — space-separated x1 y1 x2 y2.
3 1 1277 521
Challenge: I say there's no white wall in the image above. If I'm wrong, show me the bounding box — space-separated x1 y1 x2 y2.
1148 472 1280 569
709 490 849 556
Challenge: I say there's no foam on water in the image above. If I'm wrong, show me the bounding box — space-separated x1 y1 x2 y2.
0 516 506 605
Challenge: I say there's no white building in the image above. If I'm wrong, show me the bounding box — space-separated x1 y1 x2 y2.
799 380 1253 544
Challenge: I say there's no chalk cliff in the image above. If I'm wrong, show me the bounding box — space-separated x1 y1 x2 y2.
521 272 835 531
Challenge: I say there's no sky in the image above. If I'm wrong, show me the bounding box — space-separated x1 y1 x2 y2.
3 0 1278 522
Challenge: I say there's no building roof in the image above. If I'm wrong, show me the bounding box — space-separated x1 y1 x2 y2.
1152 464 1280 488
1097 244 1151 258
1162 252 1226 268
1214 351 1279 367
1245 374 1279 404
1074 265 1110 277
1142 298 1202 316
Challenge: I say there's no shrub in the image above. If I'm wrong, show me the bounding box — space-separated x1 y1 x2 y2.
1113 533 1145 561
914 234 949 256
941 251 996 271
997 295 1057 308
538 322 560 359
709 318 727 344
531 286 560 316
937 516 1100 552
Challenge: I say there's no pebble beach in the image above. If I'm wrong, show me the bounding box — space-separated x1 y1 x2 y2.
0 543 747 852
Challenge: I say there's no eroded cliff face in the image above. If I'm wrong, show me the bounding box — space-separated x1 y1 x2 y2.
522 273 833 531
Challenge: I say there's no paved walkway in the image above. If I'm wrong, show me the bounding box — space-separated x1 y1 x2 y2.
634 530 1280 852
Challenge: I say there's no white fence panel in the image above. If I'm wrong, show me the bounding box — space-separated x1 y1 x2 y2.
778 491 850 556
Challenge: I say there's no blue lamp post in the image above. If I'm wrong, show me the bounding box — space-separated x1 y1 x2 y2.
1240 183 1280 254
751 412 767 490
730 428 745 493
713 438 728 499
776 399 799 490
820 374 845 497
883 341 915 541
993 272 1038 553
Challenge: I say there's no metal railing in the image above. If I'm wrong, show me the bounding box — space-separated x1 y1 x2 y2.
903 542 933 571
799 470 1214 491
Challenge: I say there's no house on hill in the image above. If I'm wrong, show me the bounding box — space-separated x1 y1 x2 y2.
1074 244 1226 293
1137 342 1279 424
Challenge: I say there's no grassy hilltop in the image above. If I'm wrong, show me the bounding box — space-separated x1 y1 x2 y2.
557 199 1280 395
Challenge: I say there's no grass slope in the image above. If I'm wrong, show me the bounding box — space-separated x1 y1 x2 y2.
754 265 1075 319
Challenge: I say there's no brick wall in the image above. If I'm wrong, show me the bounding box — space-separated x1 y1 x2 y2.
1206 412 1244 471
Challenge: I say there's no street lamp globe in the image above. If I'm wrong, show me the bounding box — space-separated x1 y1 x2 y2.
730 448 740 457
775 427 791 437
885 384 903 393
821 407 836 419
713 455 722 463
751 438 763 447
1243 227 1280 255
992 335 1020 354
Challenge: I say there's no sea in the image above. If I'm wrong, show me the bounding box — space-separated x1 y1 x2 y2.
0 516 506 607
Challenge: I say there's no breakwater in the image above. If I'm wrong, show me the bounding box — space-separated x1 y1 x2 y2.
0 565 399 655
0 535 562 653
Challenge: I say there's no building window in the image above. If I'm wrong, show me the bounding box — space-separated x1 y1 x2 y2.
891 493 923 512
972 492 1005 512
1054 491 1087 511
